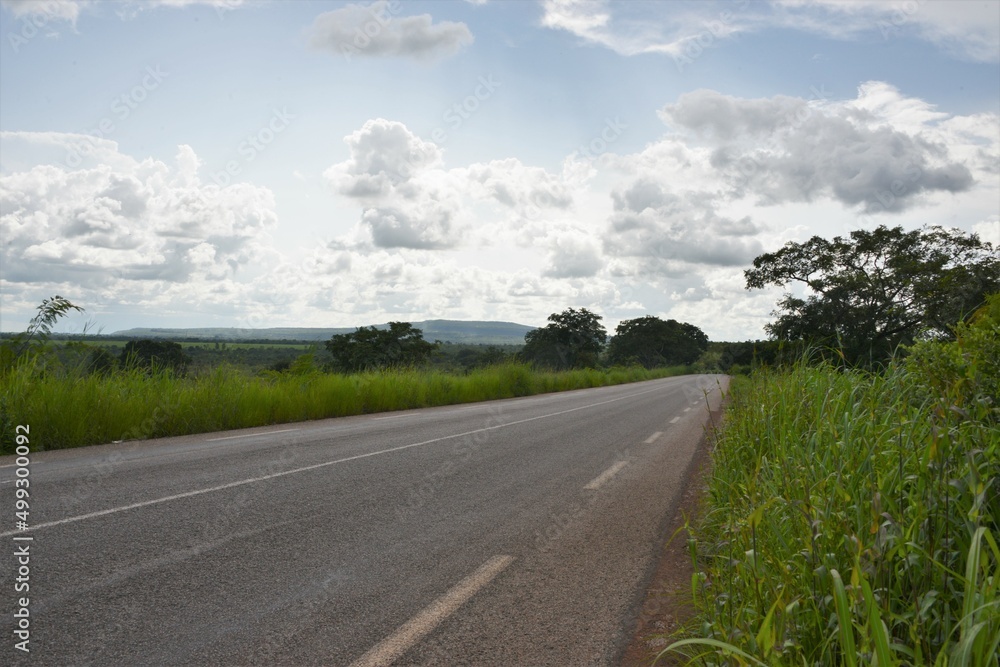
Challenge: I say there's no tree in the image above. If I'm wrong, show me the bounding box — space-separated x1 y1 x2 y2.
745 225 1000 366
325 322 439 372
606 316 709 368
521 308 607 370
120 340 191 374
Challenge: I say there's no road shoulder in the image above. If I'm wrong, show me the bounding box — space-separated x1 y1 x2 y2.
617 394 727 667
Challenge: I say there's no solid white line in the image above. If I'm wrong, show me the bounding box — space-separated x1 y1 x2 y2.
349 555 514 667
669 417 680 424
206 428 300 442
644 431 663 444
584 461 629 490
0 383 671 537
0 480 12 485
0 464 15 469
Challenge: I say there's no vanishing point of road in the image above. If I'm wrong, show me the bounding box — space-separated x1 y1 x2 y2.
2 374 727 666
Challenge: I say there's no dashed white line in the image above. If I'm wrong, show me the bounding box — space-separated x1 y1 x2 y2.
669 416 680 424
644 431 663 444
683 407 691 413
348 555 515 667
206 428 300 442
584 461 629 490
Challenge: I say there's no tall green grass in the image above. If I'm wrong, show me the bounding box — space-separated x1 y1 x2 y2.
0 361 686 452
662 356 999 665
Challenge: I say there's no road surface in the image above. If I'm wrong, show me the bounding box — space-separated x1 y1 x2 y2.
2 374 727 666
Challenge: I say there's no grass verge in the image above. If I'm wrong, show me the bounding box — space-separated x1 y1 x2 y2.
0 362 688 453
660 357 999 665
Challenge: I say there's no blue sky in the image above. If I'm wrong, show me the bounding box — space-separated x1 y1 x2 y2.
1 0 998 339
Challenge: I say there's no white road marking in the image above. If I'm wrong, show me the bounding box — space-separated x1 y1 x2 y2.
349 555 515 667
683 407 691 412
669 417 680 424
584 461 629 490
644 431 663 444
0 464 15 469
206 428 300 442
0 384 670 536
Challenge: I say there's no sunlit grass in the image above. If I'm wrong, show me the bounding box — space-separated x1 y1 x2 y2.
661 359 999 666
0 361 688 452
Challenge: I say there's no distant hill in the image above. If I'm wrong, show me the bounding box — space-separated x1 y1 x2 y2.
111 319 536 345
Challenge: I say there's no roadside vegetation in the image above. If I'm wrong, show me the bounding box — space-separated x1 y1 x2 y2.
661 226 999 665
0 300 702 453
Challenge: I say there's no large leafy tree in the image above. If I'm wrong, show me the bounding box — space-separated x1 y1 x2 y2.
745 225 999 366
606 316 709 368
325 321 439 372
521 308 607 370
521 308 608 370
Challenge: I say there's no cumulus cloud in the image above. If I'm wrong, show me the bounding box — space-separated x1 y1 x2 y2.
0 134 277 288
325 119 578 250
307 0 473 61
464 158 574 214
604 179 764 268
543 232 603 278
660 84 975 213
324 119 462 249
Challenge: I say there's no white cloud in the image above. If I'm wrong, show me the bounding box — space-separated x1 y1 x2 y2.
0 0 85 22
325 119 578 250
0 0 245 23
973 216 1000 246
307 0 473 61
0 134 278 290
538 0 999 63
773 0 1000 63
660 84 975 213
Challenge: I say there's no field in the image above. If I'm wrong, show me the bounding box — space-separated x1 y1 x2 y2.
662 323 999 665
0 360 687 453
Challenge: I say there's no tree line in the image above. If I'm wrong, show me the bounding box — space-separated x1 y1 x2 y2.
322 310 709 373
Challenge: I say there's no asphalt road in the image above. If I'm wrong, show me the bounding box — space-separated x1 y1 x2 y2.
2 374 727 666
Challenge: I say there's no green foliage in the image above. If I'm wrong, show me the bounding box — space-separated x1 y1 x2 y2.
745 225 1000 367
606 315 708 368
325 321 439 372
0 361 689 453
904 293 1000 423
663 340 1000 665
84 347 118 376
1 295 84 371
120 339 191 374
521 307 607 370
